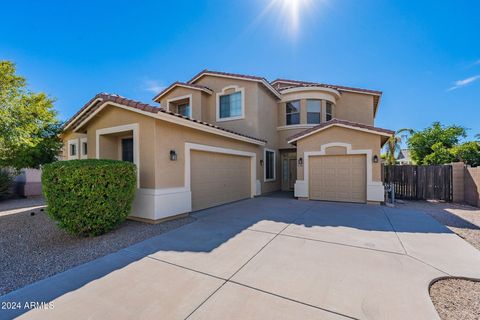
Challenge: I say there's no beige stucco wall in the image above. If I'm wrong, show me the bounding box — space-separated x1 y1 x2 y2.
335 92 374 126
296 126 383 182
153 119 269 190
76 105 157 189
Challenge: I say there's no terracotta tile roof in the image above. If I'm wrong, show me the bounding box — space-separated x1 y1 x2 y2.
152 81 213 102
187 69 281 98
271 78 382 95
287 118 394 144
187 69 266 83
64 93 266 143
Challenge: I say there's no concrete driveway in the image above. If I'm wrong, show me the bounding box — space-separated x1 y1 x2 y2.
3 194 480 320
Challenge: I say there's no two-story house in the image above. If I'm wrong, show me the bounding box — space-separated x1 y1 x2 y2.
61 70 393 222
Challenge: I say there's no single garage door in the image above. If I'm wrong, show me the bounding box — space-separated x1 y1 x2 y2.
309 154 366 203
191 150 251 211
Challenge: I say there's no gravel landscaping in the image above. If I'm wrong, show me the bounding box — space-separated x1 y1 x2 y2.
0 198 194 296
430 278 480 320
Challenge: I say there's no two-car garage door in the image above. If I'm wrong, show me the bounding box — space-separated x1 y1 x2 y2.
191 150 251 211
309 154 366 203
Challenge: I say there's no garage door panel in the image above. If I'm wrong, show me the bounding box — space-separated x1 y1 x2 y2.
191 151 251 211
309 155 366 203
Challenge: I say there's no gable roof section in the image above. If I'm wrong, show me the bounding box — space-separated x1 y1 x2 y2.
152 81 213 102
63 93 266 145
187 69 282 99
287 119 394 145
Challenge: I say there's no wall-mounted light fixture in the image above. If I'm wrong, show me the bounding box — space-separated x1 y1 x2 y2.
170 150 177 161
260 159 264 167
298 157 303 166
373 155 379 163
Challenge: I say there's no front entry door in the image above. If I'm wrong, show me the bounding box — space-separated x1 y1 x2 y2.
288 159 297 190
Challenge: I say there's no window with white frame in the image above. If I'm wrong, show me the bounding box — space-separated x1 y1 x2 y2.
286 100 300 125
307 99 321 124
67 139 79 160
217 86 244 121
326 101 334 121
264 149 276 181
80 138 88 159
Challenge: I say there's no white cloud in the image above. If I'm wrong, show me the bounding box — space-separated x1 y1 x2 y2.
447 75 480 91
142 79 165 94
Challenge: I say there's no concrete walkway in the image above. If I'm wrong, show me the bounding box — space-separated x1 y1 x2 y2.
2 196 480 320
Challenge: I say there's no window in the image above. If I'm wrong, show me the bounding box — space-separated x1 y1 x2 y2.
177 103 190 117
219 91 242 119
326 101 333 121
122 138 134 163
265 149 276 181
82 142 87 155
307 99 321 124
286 101 300 125
70 144 77 156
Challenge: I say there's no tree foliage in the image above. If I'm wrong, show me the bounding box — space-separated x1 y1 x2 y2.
384 128 413 165
0 61 62 170
408 122 480 166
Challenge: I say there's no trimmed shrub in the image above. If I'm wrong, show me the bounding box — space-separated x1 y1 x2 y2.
0 169 13 199
42 159 137 236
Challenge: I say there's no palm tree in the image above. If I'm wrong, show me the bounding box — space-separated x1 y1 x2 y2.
384 128 414 165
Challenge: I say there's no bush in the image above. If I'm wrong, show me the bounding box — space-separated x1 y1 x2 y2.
0 169 13 199
42 159 137 236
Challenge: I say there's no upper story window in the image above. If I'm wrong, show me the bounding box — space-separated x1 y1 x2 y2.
286 100 300 125
326 101 333 121
177 102 190 117
307 99 321 124
167 94 192 118
216 86 245 122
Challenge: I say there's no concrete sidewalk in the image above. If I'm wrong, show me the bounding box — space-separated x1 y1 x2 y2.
2 196 480 320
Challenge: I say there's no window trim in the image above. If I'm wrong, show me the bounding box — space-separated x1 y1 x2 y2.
306 99 321 124
216 85 245 122
80 137 88 159
285 100 301 126
326 101 334 121
167 94 192 118
67 139 79 160
264 148 276 182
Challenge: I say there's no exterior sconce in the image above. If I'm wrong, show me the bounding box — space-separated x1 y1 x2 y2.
298 157 303 166
170 150 177 161
260 159 264 167
373 155 379 163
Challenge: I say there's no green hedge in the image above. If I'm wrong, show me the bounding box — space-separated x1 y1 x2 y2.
0 169 13 199
42 159 137 236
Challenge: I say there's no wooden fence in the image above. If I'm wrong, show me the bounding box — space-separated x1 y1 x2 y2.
383 165 453 201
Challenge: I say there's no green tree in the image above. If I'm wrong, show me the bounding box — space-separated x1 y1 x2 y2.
408 122 467 165
0 61 62 170
384 128 413 165
452 142 480 167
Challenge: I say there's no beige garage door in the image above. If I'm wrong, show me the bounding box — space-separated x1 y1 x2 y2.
191 150 251 211
309 155 366 203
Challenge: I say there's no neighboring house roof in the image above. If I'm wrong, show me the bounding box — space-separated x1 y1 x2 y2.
187 69 282 99
63 93 266 145
397 149 411 161
152 81 213 102
271 78 382 116
287 119 394 145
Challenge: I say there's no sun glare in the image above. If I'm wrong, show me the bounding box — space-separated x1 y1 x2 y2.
262 0 316 39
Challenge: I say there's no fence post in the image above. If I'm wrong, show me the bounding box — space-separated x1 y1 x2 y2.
451 162 465 203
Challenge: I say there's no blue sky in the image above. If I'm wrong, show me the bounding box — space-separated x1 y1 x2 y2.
1 0 479 139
